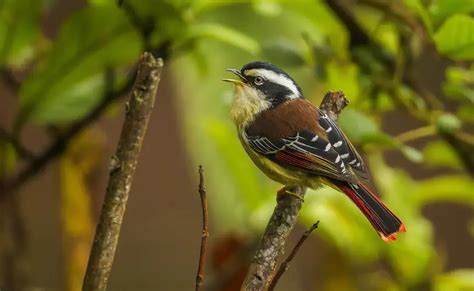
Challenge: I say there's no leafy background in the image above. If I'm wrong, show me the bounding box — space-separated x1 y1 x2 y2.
0 0 473 290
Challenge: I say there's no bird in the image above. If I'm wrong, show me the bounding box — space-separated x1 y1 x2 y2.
223 61 406 241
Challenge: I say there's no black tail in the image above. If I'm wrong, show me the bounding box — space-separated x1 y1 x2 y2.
333 180 406 241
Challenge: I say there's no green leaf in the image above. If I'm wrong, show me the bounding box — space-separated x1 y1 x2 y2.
443 65 474 102
434 269 474 291
436 113 462 133
422 140 462 169
339 109 423 162
399 145 424 163
404 0 433 34
18 4 141 126
252 0 282 17
300 187 384 262
0 0 45 66
338 108 379 143
184 23 261 55
430 0 474 26
326 63 360 102
414 175 474 206
434 14 474 60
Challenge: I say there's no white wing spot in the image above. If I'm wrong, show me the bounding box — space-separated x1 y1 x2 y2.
311 135 319 142
349 159 357 165
335 155 341 163
324 143 332 152
326 127 332 133
341 153 349 159
356 162 361 167
333 141 343 148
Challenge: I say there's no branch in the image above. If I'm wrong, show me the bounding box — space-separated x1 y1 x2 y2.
0 68 21 94
241 91 349 291
268 221 320 291
196 165 209 291
82 52 163 290
0 128 36 161
3 73 134 193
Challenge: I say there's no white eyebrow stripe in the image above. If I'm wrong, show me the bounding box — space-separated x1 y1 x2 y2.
245 68 301 98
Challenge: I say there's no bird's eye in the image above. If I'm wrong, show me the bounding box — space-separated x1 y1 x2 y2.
254 76 264 85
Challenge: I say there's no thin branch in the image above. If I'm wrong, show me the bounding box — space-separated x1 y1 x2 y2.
0 128 36 161
268 221 320 291
396 125 436 143
241 91 349 291
82 52 163 291
0 69 21 94
196 165 209 291
3 74 134 193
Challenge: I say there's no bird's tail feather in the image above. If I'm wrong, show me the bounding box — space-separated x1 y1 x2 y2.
334 180 406 241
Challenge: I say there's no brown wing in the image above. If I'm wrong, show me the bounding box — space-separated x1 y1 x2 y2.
245 99 359 183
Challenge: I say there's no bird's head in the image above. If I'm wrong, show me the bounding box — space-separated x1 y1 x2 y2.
224 61 303 126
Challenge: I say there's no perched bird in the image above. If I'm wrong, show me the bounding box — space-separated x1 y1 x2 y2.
223 61 405 241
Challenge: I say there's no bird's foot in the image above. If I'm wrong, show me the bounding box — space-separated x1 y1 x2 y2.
277 187 305 202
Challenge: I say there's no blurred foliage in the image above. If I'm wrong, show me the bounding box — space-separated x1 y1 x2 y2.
59 128 104 291
0 0 473 290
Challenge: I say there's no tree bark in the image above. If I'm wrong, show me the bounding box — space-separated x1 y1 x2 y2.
82 52 163 291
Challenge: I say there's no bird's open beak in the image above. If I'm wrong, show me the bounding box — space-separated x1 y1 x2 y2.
222 68 246 85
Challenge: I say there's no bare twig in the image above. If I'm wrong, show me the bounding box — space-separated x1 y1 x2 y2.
268 221 320 291
0 128 36 161
241 91 348 291
196 165 209 291
82 52 163 291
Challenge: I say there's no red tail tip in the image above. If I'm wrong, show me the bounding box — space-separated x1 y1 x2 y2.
380 232 398 242
399 224 407 233
379 224 407 242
